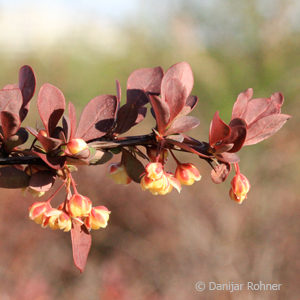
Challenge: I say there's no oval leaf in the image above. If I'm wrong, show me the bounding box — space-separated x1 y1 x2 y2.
19 65 36 121
0 167 30 188
165 116 200 135
127 66 163 94
0 111 21 140
71 222 92 273
29 171 55 192
232 88 253 119
122 149 145 183
149 95 170 134
244 114 291 146
38 83 66 136
76 95 117 141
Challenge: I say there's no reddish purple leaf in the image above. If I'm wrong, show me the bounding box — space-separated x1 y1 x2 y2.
0 88 23 115
231 88 253 119
209 111 231 148
29 171 55 192
127 66 163 94
211 163 231 184
135 106 147 125
216 152 240 163
116 79 121 105
122 149 145 183
241 97 270 125
76 95 117 141
32 150 66 170
161 62 194 122
0 166 30 188
149 95 170 134
5 127 28 151
126 89 149 106
244 114 291 145
165 116 200 135
161 62 193 100
38 84 65 136
68 102 77 140
37 134 62 153
0 111 21 140
71 222 92 273
226 118 247 153
114 103 139 134
19 65 36 121
180 95 198 116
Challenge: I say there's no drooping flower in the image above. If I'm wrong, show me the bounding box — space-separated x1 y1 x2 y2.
85 206 110 230
108 163 131 185
229 172 250 204
175 163 201 186
68 194 92 218
29 201 51 225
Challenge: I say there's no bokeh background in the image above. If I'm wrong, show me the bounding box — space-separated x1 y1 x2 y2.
0 0 299 299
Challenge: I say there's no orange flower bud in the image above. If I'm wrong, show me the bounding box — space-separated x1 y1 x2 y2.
85 206 110 230
108 163 132 185
145 162 164 180
68 194 92 218
29 201 51 225
39 130 48 137
175 163 201 185
141 173 168 195
230 173 250 204
67 138 88 155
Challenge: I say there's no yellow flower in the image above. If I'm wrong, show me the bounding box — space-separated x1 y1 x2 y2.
229 173 250 204
68 194 92 218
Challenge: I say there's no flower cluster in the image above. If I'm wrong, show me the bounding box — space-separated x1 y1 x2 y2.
29 193 110 232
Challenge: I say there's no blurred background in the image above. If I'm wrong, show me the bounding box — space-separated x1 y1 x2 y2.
0 0 299 299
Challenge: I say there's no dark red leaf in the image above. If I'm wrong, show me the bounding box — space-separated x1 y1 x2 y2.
127 66 163 94
32 150 66 170
71 222 92 273
19 65 36 121
165 116 200 135
0 167 30 188
126 89 149 106
0 111 21 139
211 163 231 184
38 84 66 136
209 111 231 148
135 106 147 124
29 171 55 192
4 127 28 151
37 134 62 153
114 103 139 134
226 118 247 153
149 95 170 134
122 149 145 183
244 114 291 146
76 95 117 141
231 88 253 119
